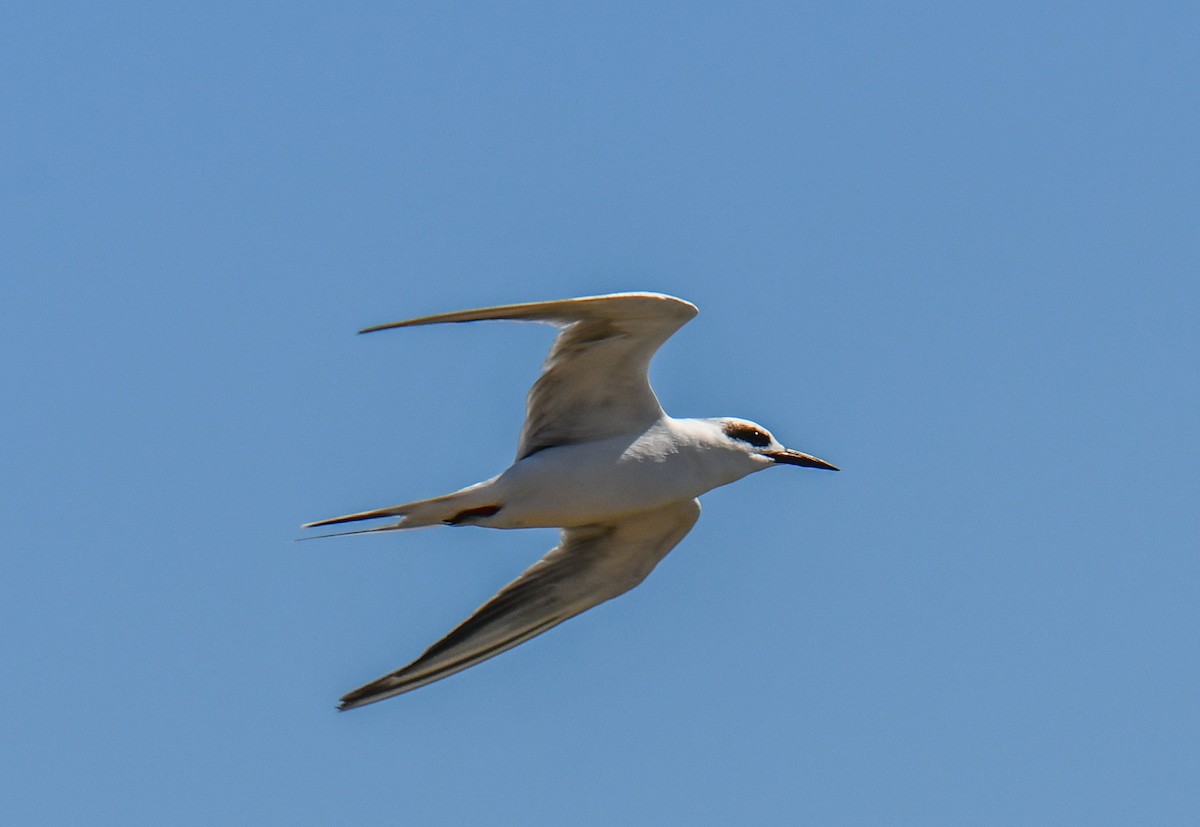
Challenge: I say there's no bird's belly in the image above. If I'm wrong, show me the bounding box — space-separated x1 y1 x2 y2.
489 443 707 528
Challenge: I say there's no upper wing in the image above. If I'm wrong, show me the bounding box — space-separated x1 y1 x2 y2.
338 498 701 710
359 292 698 459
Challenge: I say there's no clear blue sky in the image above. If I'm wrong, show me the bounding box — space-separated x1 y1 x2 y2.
4 2 1198 824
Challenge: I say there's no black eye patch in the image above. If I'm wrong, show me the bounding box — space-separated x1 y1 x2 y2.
723 422 771 447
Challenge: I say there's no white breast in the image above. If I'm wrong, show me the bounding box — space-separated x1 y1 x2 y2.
487 419 761 528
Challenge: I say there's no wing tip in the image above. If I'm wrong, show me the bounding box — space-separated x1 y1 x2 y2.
356 292 697 335
337 692 373 711
338 678 405 711
358 320 415 335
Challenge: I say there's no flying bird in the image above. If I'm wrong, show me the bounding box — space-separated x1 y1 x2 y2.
305 292 838 709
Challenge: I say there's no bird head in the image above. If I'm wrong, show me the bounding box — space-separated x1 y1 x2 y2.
713 418 840 472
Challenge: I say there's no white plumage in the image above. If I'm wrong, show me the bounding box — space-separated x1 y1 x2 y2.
305 292 838 709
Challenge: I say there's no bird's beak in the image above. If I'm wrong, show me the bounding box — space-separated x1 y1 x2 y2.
767 449 840 471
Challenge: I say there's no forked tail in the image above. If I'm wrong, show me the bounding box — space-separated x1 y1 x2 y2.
301 480 500 538
303 502 413 529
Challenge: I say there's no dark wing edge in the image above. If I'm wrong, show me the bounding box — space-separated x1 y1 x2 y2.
514 295 698 458
338 499 701 710
357 292 697 335
353 292 700 462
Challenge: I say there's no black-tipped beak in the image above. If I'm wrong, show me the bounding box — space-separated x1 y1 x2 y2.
767 449 840 471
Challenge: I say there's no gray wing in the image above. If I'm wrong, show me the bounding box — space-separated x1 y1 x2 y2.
338 498 701 710
359 292 698 459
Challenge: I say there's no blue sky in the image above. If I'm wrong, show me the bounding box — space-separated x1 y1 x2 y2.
4 2 1198 823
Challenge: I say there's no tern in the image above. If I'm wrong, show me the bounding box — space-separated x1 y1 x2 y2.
305 292 838 709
